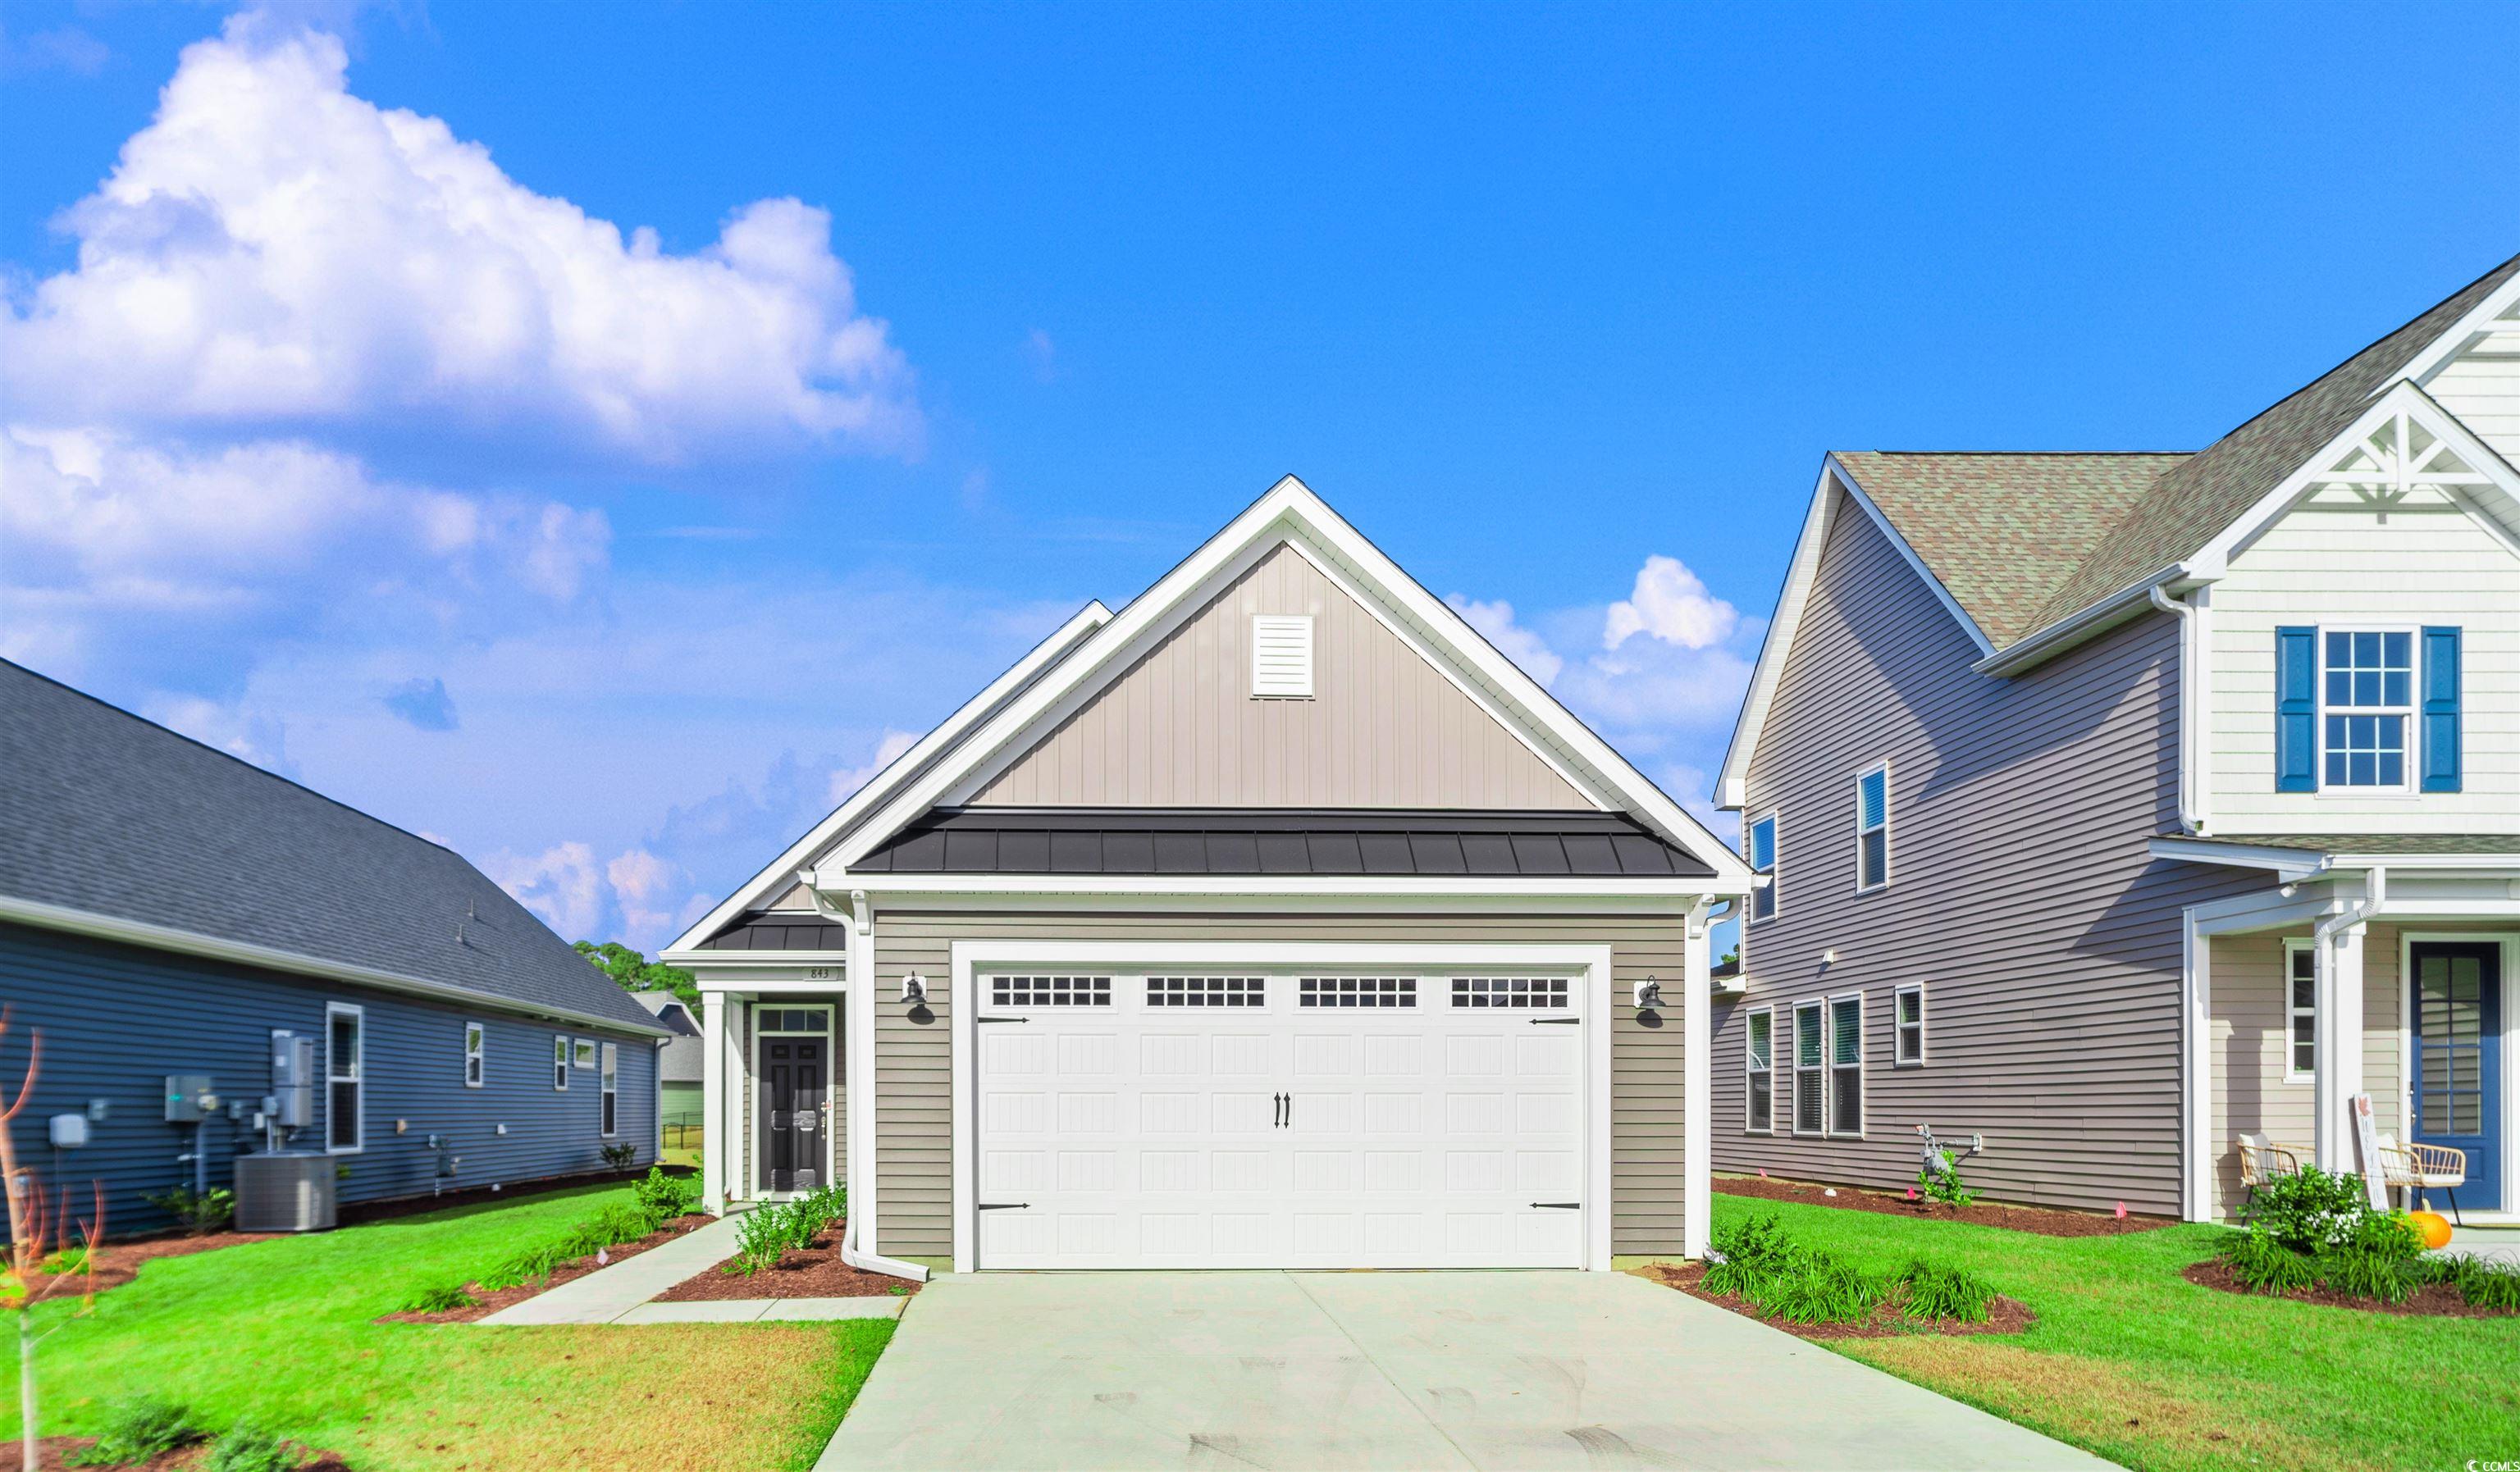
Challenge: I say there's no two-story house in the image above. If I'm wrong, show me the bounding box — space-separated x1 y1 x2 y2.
1711 252 2520 1224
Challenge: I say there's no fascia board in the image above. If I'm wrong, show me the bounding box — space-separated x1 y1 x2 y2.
664 599 1112 953
1970 562 2188 677
808 872 1751 900
2395 268 2520 390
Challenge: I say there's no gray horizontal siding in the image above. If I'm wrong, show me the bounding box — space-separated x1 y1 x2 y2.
1 922 656 1238
1711 494 2260 1216
870 908 1691 1263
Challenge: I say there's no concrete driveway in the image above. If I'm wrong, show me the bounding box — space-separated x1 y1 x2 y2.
817 1270 2110 1470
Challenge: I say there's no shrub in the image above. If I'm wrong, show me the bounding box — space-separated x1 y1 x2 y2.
2248 1166 2375 1253
2316 1246 2423 1305
2220 1226 2319 1294
2443 1255 2520 1312
600 1142 638 1169
633 1165 699 1224
206 1424 297 1472
145 1185 236 1236
399 1279 478 1313
1915 1162 1979 1213
728 1202 794 1276
1744 1250 1883 1324
42 1246 90 1275
71 1397 199 1465
1896 1260 1994 1323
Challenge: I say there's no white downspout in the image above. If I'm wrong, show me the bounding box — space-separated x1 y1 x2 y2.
836 886 929 1283
2148 586 2207 836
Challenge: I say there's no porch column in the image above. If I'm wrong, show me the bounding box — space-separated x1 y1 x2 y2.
2313 925 2367 1174
701 991 728 1213
1682 901 1714 1260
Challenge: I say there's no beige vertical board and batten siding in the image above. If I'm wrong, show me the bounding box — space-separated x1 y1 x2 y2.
1710 490 2262 1216
971 543 1591 809
869 909 1688 1262
2205 486 2520 832
2205 928 2404 1217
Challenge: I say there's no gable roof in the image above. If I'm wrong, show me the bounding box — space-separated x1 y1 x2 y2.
0 659 663 1035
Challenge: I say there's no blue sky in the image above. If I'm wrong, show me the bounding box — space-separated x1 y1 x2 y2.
5 1 2516 951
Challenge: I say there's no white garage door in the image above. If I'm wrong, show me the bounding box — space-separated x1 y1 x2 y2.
972 968 1588 1269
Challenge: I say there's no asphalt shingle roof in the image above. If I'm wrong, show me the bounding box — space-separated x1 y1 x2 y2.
2204 834 2520 857
1837 250 2520 652
0 660 660 1033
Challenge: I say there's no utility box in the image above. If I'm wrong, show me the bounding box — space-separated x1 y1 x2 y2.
163 1074 214 1123
48 1114 88 1149
270 1032 315 1129
234 1152 337 1233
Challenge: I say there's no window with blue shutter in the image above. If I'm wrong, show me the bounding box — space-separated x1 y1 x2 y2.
2421 626 2462 793
2275 627 2316 792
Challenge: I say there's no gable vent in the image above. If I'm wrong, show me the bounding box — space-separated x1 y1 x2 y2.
1250 614 1314 698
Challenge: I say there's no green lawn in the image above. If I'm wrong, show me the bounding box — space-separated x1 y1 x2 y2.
2 1183 892 1471
1703 1191 2519 1471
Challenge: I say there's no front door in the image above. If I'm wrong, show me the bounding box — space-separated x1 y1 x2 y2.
2410 942 2502 1210
760 1037 826 1193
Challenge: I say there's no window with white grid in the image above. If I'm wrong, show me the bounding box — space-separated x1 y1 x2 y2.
989 974 1112 1007
1148 975 1267 1007
1450 976 1569 1009
1299 976 1415 1008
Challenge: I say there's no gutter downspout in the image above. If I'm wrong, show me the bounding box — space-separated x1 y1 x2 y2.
835 886 929 1283
2148 586 2207 836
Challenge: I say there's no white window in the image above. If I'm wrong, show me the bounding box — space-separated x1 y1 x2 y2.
1855 763 1890 891
1250 614 1315 698
1747 813 1778 920
1148 975 1266 1007
2285 941 2316 1082
326 1003 363 1154
1893 985 1925 1066
1745 1006 1774 1132
1828 994 1864 1137
1303 976 1416 1008
573 1037 597 1070
553 1033 569 1090
463 1021 484 1088
2322 628 2414 790
1792 1000 1824 1136
990 975 1110 1007
600 1042 619 1137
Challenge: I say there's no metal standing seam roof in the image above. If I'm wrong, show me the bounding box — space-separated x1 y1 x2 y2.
1835 250 2520 654
698 914 849 950
0 659 663 1034
850 808 1715 878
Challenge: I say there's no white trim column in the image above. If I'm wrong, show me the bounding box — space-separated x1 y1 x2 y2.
1682 900 1713 1260
701 991 728 1214
2314 925 2367 1173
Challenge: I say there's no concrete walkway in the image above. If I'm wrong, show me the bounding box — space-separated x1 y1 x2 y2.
817 1271 2111 1471
2432 1225 2520 1264
478 1214 747 1325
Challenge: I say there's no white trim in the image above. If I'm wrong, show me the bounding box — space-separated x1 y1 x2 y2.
1743 1003 1776 1132
701 992 728 1213
1249 613 1315 698
573 1037 597 1070
1682 899 1712 1260
324 1000 364 1156
1970 562 2193 678
462 1020 484 1089
807 871 1747 901
2312 624 2420 795
1892 982 1926 1068
1746 811 1779 923
1718 460 1994 809
2399 930 2517 1215
1790 998 1825 1137
2148 836 2520 877
665 599 1115 953
1854 760 1891 894
947 939 1620 1273
834 478 1751 884
1825 990 1865 1139
552 1032 570 1091
2283 938 2317 1084
2398 265 2520 390
0 895 667 1039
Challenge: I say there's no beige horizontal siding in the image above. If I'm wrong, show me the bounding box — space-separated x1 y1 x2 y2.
1711 490 2262 1217
870 908 1691 1262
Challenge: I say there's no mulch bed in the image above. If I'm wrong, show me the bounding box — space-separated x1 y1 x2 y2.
654 1223 920 1302
1718 1174 2171 1237
1642 1261 2033 1340
1 1438 350 1471
334 1163 694 1229
22 1230 281 1297
2181 1257 2520 1319
377 1212 716 1324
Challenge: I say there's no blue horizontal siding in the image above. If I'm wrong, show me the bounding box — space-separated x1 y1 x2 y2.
0 922 657 1238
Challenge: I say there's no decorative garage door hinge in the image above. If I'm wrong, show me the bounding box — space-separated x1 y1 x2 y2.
976 1201 1030 1210
1531 1201 1581 1210
1529 1017 1580 1025
976 1017 1029 1024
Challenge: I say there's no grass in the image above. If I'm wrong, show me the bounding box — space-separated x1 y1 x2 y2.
1702 1192 2519 1471
1 1183 892 1471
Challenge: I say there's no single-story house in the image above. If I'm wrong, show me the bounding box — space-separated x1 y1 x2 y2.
0 659 669 1237
664 478 1754 1275
634 991 706 1128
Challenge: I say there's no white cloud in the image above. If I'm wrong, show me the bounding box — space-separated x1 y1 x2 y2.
484 840 607 941
829 729 921 805
144 692 296 775
2 15 917 464
1446 595 1563 686
1603 555 1737 651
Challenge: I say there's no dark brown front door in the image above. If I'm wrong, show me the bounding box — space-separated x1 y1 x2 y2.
760 1037 826 1192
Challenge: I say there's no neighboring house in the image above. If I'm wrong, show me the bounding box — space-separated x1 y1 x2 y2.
633 991 706 1124
1711 252 2520 1224
664 479 1753 1274
0 661 668 1237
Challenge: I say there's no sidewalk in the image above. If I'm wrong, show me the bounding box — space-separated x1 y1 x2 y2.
476 1213 911 1325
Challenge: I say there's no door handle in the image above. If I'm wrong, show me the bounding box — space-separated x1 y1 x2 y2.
1284 1092 1293 1128
1271 1092 1285 1128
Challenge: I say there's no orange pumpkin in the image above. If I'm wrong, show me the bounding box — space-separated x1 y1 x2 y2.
2408 1210 2453 1250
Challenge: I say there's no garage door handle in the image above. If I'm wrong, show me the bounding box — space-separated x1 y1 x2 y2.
1532 1201 1582 1210
976 1201 1030 1210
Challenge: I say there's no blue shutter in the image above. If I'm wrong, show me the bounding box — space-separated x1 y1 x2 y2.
2421 626 2462 793
2275 627 2317 792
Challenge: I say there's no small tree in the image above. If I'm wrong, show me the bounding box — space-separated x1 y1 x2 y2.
574 941 700 1008
0 1007 103 1470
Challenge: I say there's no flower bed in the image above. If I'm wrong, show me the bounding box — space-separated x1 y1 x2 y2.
377 1164 708 1324
1643 1211 2029 1341
1646 1260 2033 1340
1718 1173 2167 1237
2196 1165 2520 1318
652 1224 917 1302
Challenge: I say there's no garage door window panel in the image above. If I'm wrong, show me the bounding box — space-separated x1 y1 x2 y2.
993 975 1112 1007
1300 976 1416 1008
1148 975 1266 1007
